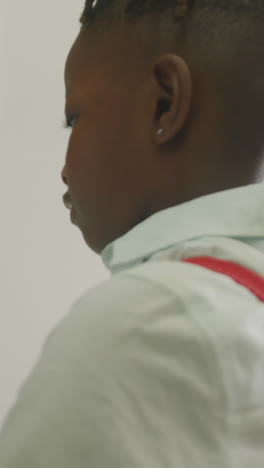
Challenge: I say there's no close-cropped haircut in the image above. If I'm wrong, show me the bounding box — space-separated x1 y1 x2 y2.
79 2 264 159
78 1 264 85
79 1 264 36
79 5 264 98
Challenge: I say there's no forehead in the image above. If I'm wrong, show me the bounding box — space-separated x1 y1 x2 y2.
64 74 70 98
64 41 82 97
64 34 112 99
64 32 87 98
64 22 152 97
64 24 108 91
64 36 77 81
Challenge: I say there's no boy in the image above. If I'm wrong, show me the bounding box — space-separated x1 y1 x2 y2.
1 1 264 466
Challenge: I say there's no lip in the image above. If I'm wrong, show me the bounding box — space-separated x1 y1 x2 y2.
63 193 78 225
63 192 72 210
70 206 78 225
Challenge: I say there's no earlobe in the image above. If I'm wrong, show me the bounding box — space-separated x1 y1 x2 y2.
153 54 192 143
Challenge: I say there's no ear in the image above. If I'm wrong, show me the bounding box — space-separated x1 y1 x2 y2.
151 53 192 144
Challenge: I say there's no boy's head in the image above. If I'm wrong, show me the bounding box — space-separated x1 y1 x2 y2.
62 0 264 255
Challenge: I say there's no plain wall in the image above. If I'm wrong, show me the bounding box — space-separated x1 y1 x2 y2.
0 0 110 427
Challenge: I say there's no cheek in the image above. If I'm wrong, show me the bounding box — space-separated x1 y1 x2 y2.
68 97 142 182
64 93 152 247
65 86 149 225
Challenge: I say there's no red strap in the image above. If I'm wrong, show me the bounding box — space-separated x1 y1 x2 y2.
181 256 264 302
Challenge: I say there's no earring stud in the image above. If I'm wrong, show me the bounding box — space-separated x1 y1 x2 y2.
157 128 164 136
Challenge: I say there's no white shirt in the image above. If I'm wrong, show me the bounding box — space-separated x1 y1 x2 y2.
0 182 264 467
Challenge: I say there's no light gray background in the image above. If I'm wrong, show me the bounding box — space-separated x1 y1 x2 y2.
0 0 110 426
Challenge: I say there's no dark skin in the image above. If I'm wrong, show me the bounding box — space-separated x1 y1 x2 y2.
61 18 264 255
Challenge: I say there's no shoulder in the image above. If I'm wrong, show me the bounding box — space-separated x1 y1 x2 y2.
47 257 251 355
43 260 219 368
50 254 261 343
59 259 198 334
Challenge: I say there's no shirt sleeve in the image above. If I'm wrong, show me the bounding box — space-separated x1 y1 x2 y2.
0 271 227 468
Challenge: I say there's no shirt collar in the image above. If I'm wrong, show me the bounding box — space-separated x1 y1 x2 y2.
101 183 264 275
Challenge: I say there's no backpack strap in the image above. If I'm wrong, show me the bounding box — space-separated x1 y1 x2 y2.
182 256 264 302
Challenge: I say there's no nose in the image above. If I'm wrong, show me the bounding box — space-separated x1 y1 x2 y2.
61 166 68 186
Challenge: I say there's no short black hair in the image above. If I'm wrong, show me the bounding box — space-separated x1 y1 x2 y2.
79 1 264 94
78 1 264 166
80 1 264 31
79 1 264 76
79 1 195 31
